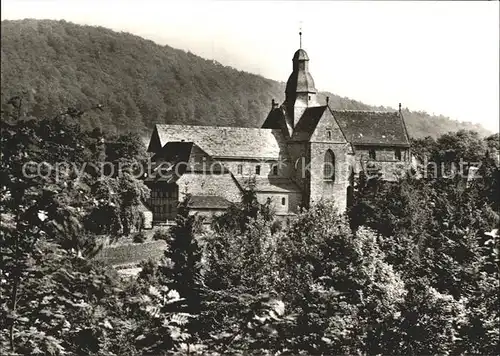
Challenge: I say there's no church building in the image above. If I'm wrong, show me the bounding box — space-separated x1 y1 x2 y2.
145 36 411 223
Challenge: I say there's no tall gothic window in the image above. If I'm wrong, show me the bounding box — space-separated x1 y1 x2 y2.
395 148 402 161
323 150 335 181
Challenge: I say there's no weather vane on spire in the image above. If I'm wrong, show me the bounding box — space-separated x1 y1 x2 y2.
299 21 303 49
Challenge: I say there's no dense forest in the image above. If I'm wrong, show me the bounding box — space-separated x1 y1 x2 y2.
1 92 499 354
1 19 492 138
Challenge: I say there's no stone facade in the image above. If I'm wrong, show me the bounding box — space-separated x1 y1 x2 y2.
176 172 241 204
145 45 411 221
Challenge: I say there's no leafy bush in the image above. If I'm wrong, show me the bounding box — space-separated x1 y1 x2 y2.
152 228 169 241
133 231 147 243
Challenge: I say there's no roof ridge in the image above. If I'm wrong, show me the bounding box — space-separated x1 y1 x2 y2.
305 105 328 110
331 109 398 114
327 104 351 149
189 194 229 199
155 123 276 131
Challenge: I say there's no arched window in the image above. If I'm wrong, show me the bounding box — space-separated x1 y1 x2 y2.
272 165 278 175
323 150 335 181
281 197 286 205
395 148 402 161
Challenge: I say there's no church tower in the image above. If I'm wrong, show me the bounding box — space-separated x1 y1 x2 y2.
284 31 319 127
262 30 354 213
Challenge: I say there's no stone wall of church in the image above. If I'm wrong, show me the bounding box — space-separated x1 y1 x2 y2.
353 146 411 181
220 160 289 179
308 142 354 213
255 192 302 214
286 142 310 204
354 146 410 162
176 172 242 203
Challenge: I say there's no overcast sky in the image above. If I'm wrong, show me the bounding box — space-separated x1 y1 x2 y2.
2 0 499 132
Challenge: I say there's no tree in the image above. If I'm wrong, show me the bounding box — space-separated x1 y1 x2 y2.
347 130 499 354
0 101 106 352
0 97 155 354
157 197 204 312
275 202 407 354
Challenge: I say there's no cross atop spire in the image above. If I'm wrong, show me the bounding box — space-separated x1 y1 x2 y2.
299 21 303 49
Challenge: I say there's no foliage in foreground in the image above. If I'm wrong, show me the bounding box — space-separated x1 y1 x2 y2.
1 97 498 355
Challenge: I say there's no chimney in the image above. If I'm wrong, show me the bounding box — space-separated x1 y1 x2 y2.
326 96 330 105
398 103 402 113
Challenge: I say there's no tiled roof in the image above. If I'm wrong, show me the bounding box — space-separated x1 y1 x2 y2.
291 106 328 141
261 107 286 130
332 110 410 146
144 167 181 183
152 141 193 162
186 195 231 209
235 176 302 193
293 49 310 61
154 124 284 159
286 68 317 95
153 142 229 174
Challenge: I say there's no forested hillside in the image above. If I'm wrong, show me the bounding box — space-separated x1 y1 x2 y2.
1 19 492 137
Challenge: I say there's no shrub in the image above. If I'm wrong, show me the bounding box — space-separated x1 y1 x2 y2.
152 228 169 241
133 232 147 243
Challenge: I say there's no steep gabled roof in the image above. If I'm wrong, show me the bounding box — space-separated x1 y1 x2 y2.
144 166 181 183
151 141 194 162
332 110 410 147
153 124 284 159
291 106 328 141
261 108 285 130
149 142 230 178
261 105 293 137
